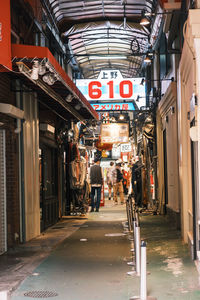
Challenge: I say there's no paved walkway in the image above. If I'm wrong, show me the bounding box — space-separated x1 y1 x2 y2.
1 202 200 300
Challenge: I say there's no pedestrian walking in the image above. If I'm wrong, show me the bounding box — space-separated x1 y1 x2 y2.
106 161 115 200
113 159 125 204
90 157 103 212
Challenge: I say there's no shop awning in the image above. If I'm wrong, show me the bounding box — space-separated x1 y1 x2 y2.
11 44 99 121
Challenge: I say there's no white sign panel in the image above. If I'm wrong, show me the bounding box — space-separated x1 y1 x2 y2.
112 145 121 159
76 70 146 108
121 143 132 153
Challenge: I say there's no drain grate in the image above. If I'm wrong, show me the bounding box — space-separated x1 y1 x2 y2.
24 291 58 298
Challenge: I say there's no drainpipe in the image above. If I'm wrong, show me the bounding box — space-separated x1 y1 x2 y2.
15 80 25 243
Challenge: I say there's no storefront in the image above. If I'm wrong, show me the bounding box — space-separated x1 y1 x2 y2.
177 10 200 261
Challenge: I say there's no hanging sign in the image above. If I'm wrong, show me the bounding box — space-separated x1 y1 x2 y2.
91 102 135 111
76 70 146 107
101 123 129 144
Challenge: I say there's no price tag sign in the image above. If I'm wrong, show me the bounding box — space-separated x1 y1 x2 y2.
121 143 132 153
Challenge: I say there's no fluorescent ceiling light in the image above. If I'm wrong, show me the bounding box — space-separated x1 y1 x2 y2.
89 56 127 60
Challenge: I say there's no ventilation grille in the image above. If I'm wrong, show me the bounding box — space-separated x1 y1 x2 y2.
24 291 58 298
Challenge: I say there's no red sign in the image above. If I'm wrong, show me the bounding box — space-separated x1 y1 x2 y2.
88 80 133 100
0 0 12 70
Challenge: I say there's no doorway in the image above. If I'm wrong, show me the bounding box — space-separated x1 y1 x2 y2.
163 129 168 214
39 146 58 231
191 140 198 260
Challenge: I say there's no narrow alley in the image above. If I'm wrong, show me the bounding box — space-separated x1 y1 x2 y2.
1 202 199 300
2 1 200 299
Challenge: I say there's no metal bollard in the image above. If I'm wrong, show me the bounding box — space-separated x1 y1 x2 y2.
129 196 133 225
128 198 132 231
140 241 147 300
135 224 141 276
127 224 141 277
130 241 157 300
0 291 9 300
126 199 130 230
135 210 139 227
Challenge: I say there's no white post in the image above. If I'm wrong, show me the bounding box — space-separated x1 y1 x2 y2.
135 224 141 276
140 241 147 300
0 291 9 300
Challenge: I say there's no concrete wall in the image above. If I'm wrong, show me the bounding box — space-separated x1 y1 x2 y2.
23 92 40 241
157 83 180 225
178 10 200 244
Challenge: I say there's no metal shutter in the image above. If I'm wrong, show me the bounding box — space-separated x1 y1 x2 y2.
0 130 7 254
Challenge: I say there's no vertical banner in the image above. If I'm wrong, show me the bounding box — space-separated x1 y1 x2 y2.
0 0 12 70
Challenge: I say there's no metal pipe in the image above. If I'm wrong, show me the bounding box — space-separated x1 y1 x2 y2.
126 199 129 226
128 201 132 231
129 196 133 227
126 199 131 231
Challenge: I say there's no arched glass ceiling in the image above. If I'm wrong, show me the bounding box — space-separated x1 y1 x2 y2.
46 0 158 79
65 21 150 78
48 0 157 29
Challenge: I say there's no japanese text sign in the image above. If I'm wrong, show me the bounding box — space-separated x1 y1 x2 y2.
91 102 135 111
76 70 145 107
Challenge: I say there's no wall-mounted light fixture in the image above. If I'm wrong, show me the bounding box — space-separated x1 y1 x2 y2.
30 60 60 86
66 94 73 103
75 103 82 110
42 73 57 85
30 60 39 80
38 63 46 75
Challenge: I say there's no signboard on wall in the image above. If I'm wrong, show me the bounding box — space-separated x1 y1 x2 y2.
101 123 129 144
76 70 146 108
91 102 135 111
0 1 12 70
